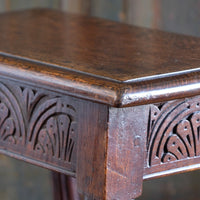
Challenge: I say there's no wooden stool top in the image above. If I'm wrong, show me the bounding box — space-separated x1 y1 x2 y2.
0 9 200 107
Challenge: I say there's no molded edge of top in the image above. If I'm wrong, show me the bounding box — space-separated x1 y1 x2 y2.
0 55 200 107
119 69 200 107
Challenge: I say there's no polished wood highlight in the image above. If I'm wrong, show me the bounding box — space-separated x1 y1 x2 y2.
1 9 200 82
0 9 200 200
1 9 200 107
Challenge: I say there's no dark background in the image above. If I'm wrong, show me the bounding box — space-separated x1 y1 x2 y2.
1 1 200 199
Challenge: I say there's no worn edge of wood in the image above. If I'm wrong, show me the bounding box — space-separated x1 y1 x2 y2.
105 105 149 199
1 55 200 108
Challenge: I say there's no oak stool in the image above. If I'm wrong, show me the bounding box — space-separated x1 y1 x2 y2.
0 9 200 200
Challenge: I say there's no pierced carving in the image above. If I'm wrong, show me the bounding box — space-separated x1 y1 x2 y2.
147 96 200 167
0 80 77 169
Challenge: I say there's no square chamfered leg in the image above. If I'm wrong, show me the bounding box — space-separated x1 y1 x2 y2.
76 102 149 200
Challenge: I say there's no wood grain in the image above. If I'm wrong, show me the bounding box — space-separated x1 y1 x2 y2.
1 9 200 107
76 101 108 199
106 105 149 199
2 9 200 82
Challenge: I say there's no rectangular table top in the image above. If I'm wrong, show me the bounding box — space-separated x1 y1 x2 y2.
0 9 200 107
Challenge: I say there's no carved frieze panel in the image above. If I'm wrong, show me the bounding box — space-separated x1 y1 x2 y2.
147 96 200 167
0 80 77 172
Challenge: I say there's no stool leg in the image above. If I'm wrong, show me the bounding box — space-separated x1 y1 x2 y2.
51 172 80 200
76 105 146 199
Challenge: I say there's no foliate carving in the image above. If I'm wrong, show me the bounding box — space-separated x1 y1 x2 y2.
0 80 77 168
35 115 75 162
147 97 200 167
30 99 76 163
0 102 16 144
0 83 25 145
19 87 44 121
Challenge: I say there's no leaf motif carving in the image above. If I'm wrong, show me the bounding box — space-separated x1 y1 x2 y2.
18 87 45 121
147 97 200 167
0 83 25 145
0 81 77 166
35 114 75 162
